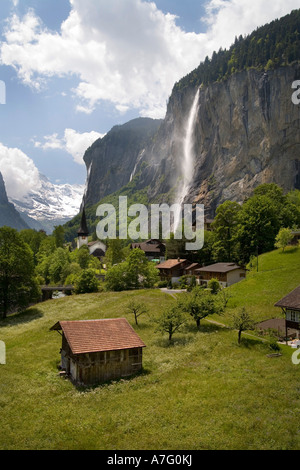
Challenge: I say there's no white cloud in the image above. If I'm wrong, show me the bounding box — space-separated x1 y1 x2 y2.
34 129 104 164
1 0 299 118
0 143 41 199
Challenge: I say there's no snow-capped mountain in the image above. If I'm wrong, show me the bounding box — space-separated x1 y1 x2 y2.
11 174 84 233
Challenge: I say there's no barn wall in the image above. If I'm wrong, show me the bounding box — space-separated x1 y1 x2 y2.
61 346 143 385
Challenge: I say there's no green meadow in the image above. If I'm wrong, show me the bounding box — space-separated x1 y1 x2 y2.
1 247 300 450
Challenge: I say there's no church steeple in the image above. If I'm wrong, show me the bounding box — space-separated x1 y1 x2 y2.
77 208 89 249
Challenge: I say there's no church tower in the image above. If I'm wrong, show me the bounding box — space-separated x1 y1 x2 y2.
77 208 89 249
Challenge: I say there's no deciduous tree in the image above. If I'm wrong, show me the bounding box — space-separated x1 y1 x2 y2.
0 227 40 319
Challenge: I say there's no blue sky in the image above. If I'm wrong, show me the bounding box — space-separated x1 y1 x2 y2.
0 0 299 200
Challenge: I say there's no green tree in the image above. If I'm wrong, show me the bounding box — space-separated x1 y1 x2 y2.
75 245 91 269
232 308 255 344
178 286 220 330
19 229 47 264
0 227 40 319
74 269 99 294
105 263 131 292
207 278 221 294
48 248 70 285
126 300 148 325
103 239 126 268
212 201 241 262
105 249 159 292
155 305 186 342
237 194 280 263
275 227 293 252
53 225 65 248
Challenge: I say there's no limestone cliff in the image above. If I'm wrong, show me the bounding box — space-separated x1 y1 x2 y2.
82 117 162 207
134 64 300 216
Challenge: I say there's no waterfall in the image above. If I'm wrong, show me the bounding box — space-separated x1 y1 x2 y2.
82 162 93 205
130 149 145 183
174 88 200 232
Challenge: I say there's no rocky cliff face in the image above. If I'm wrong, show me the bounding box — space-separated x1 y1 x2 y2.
83 117 162 206
82 65 300 217
0 172 29 230
134 64 300 215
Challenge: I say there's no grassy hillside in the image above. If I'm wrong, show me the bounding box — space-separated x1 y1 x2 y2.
1 254 300 450
212 245 300 325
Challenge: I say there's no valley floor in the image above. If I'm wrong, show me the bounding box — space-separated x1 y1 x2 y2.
1 247 300 450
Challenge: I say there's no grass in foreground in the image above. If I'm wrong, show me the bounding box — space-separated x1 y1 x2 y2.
1 284 300 450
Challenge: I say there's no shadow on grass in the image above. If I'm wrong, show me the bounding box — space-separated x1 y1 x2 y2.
0 308 43 328
132 322 153 331
236 336 269 350
72 368 152 393
154 334 196 348
184 321 228 335
278 247 298 255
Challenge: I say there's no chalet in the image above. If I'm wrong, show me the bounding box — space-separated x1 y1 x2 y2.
155 259 189 284
131 239 166 262
77 208 106 260
290 229 300 246
275 285 300 338
50 318 146 386
195 262 246 287
183 263 202 276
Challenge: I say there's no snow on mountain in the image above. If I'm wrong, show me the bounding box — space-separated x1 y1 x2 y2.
11 174 84 233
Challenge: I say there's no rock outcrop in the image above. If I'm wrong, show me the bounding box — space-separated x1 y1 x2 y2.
0 172 29 230
82 117 162 207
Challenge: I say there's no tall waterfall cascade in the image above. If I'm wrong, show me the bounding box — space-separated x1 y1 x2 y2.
174 88 200 232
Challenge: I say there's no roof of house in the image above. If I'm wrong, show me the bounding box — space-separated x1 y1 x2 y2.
50 318 146 355
131 239 166 253
184 263 201 271
195 262 243 273
274 286 300 310
156 259 187 269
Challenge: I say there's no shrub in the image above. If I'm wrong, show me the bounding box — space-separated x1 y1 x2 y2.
73 269 99 294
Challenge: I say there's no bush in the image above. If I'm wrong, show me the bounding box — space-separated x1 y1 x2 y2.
73 269 99 294
172 282 180 289
269 339 281 352
207 278 221 294
157 280 168 288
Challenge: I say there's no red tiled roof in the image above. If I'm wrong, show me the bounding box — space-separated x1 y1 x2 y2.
156 259 187 269
51 318 146 355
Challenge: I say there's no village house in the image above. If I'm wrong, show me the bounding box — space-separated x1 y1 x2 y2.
50 318 146 386
77 208 106 260
155 259 190 284
290 229 300 246
195 262 246 287
183 262 202 276
274 285 300 339
131 239 166 262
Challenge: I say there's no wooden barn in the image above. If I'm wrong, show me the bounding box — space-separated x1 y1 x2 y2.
50 318 146 386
